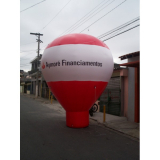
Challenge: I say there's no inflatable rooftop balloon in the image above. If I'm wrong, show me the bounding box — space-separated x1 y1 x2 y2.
41 33 113 128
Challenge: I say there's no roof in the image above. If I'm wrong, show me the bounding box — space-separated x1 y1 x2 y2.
119 60 139 67
113 63 126 70
119 51 140 60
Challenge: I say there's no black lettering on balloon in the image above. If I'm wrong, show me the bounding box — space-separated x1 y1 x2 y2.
45 60 103 68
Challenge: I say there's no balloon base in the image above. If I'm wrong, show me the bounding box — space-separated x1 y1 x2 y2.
66 111 89 128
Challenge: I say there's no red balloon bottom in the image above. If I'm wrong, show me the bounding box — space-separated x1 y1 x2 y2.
66 111 89 128
47 81 108 128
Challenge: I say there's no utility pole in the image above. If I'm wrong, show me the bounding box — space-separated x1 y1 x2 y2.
30 33 43 98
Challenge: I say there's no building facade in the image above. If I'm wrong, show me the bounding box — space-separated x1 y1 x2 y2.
99 51 140 123
99 63 128 117
28 55 50 99
20 70 31 94
119 51 140 123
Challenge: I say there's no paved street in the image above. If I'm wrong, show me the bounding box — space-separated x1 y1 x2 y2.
20 95 139 160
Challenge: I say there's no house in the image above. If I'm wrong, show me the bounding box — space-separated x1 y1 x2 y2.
28 55 42 96
20 70 31 94
99 63 128 117
99 51 140 124
119 51 140 123
28 55 50 98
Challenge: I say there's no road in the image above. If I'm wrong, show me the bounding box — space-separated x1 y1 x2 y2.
20 95 139 160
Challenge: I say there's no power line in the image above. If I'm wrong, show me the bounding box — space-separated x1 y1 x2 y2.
104 21 139 39
20 25 139 65
79 0 127 33
20 66 31 69
20 64 31 67
20 58 29 60
20 63 32 66
98 17 139 39
20 66 30 68
102 24 140 41
39 0 72 32
39 17 135 51
38 1 111 48
40 0 122 45
59 0 109 36
20 42 36 46
20 0 46 13
20 26 139 66
20 52 36 58
20 49 44 61
38 43 50 50
20 48 44 58
65 0 116 35
20 49 37 53
20 56 35 60
20 65 31 69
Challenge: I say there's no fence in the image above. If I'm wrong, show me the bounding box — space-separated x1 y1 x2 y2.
41 87 57 100
41 87 49 99
99 88 121 116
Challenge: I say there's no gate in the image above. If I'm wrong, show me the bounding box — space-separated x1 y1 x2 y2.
99 88 121 116
42 87 49 99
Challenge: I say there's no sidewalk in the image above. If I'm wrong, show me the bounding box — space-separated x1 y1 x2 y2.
90 112 139 140
21 93 139 140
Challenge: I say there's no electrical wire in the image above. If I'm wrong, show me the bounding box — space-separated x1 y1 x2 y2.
79 0 127 33
20 60 35 66
20 56 35 60
20 66 31 69
20 66 30 68
39 0 72 32
20 42 36 46
98 17 139 39
20 47 44 58
66 0 116 35
20 64 30 66
41 0 119 45
38 0 114 48
20 64 31 66
100 21 139 41
38 17 136 50
20 49 37 53
59 0 110 36
20 52 36 58
20 25 139 66
20 0 46 13
102 24 140 41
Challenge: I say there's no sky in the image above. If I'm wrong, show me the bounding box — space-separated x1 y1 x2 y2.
20 0 140 72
